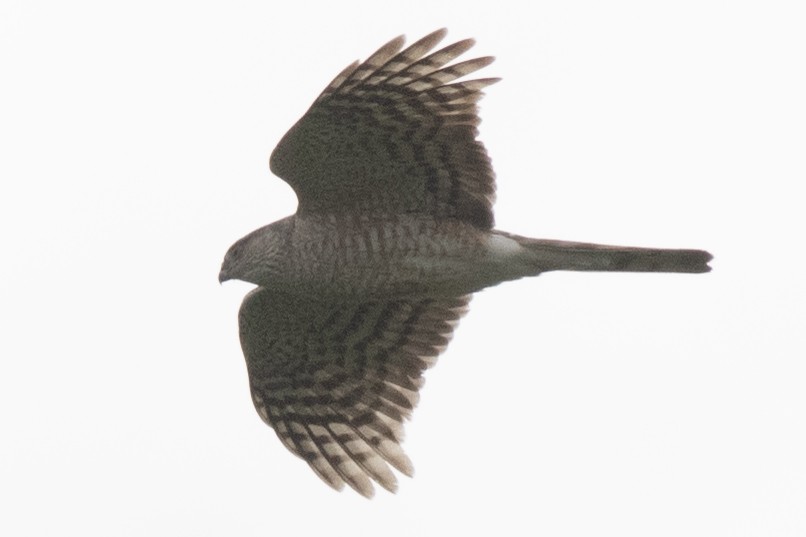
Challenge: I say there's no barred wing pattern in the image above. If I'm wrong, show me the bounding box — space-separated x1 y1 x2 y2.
269 28 500 229
239 288 471 497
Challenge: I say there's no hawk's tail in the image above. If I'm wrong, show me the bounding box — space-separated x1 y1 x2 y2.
510 236 713 274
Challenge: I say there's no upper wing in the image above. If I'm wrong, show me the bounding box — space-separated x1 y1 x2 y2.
269 29 499 229
238 287 471 497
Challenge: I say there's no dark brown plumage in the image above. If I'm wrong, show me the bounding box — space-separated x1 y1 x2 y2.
220 29 711 498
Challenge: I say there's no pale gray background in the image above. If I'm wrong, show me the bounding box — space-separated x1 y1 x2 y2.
2 1 804 535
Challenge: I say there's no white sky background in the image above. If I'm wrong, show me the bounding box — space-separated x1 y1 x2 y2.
2 1 805 535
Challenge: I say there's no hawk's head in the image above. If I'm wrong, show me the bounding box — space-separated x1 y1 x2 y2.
219 217 293 286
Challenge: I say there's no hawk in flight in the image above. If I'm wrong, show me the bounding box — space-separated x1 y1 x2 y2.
219 29 711 497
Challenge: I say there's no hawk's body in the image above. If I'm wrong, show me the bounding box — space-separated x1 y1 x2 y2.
220 29 711 498
231 214 546 298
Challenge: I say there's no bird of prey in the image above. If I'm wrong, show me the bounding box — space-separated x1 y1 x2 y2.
219 28 711 498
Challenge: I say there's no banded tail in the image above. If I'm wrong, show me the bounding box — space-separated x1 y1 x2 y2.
510 236 713 274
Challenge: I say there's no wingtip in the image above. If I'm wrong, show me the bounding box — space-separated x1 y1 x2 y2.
387 34 407 48
352 478 376 499
426 27 449 42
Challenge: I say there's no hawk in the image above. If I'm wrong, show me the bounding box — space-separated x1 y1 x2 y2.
219 29 711 497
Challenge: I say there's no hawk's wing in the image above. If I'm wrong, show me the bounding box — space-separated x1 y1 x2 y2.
238 287 471 497
269 29 499 229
